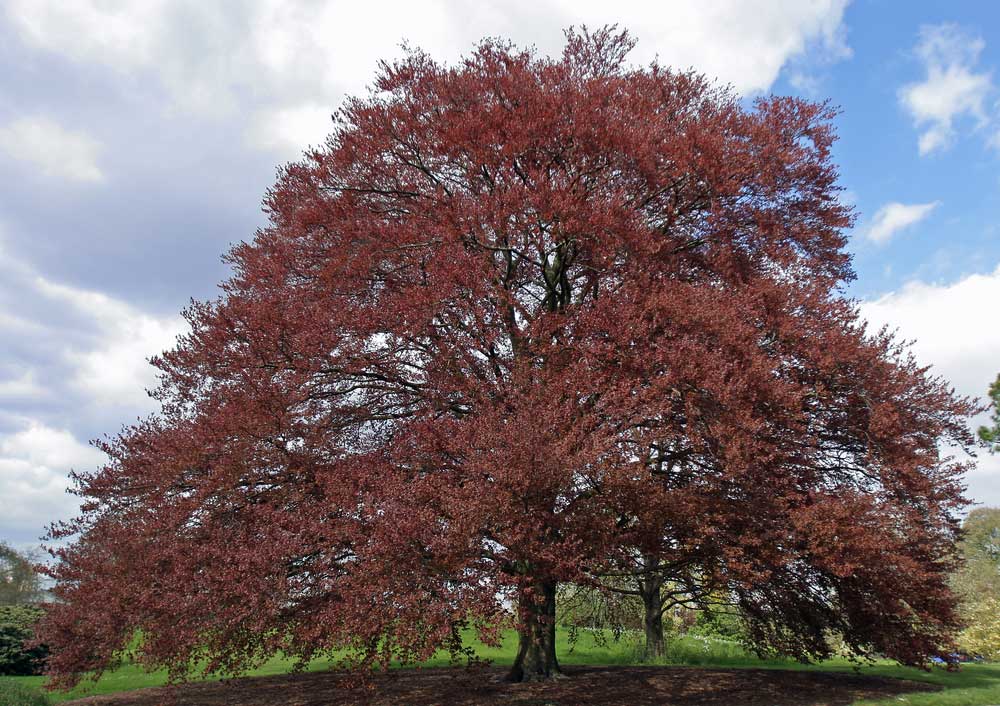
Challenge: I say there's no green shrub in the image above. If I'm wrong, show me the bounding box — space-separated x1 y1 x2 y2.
0 605 48 676
0 679 51 706
688 609 746 642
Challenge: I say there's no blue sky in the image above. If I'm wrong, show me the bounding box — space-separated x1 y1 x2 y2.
0 0 998 549
804 1 1000 298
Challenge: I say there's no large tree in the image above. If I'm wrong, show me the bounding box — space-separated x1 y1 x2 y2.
41 29 977 685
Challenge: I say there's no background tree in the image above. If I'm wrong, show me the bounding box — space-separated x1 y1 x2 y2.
40 28 978 687
556 581 642 634
593 554 722 659
0 544 48 678
0 543 43 606
979 374 1000 451
954 508 1000 658
953 507 1000 598
956 597 1000 660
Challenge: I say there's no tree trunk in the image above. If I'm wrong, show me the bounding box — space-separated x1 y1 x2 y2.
643 598 666 659
640 573 666 660
507 580 562 682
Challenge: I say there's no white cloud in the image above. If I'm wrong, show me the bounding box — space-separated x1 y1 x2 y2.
861 265 1000 403
0 232 186 414
4 0 851 158
2 1 165 70
860 265 1000 506
0 116 103 182
31 276 186 411
545 0 851 94
865 201 939 245
247 103 334 156
0 236 186 543
788 71 822 96
0 421 106 541
899 24 993 156
0 370 46 399
1 422 105 474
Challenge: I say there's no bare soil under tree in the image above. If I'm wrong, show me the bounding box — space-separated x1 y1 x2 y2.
61 666 938 705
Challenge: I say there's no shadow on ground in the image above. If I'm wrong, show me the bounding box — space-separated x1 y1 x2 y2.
62 666 939 705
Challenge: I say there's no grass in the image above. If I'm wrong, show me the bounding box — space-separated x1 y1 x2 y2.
2 629 1000 705
0 678 52 706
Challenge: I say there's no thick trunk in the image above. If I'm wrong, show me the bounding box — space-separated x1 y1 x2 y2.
640 573 666 660
507 580 562 682
643 599 666 659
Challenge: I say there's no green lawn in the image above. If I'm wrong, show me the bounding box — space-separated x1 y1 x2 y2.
2 630 1000 705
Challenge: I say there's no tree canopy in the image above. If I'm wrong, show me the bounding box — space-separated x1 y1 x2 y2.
40 28 978 685
979 374 1000 452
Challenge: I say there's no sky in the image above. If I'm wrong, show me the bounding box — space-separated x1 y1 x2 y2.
0 0 999 550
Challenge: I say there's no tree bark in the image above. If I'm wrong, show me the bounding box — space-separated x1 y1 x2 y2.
507 580 562 682
643 598 666 659
639 573 666 660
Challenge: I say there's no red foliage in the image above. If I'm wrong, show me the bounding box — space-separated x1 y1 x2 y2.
40 28 978 686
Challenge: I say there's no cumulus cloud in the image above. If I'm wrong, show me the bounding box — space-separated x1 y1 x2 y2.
860 265 1000 506
0 420 106 545
861 266 1000 398
0 233 185 414
865 201 939 245
31 276 185 410
4 0 851 158
0 237 186 545
0 116 103 182
899 24 993 156
247 103 336 156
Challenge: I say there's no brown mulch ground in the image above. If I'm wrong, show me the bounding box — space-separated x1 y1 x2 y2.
61 666 940 706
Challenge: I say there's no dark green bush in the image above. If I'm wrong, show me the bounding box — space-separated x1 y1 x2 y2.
0 605 48 676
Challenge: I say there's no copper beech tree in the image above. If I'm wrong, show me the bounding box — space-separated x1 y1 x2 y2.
41 29 978 685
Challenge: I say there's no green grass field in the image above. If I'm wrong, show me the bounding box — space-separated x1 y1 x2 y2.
3 630 1000 705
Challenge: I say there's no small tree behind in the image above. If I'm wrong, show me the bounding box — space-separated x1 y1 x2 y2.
0 544 43 606
0 544 47 676
953 507 1000 598
979 374 1000 452
954 508 1000 657
958 597 1000 660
